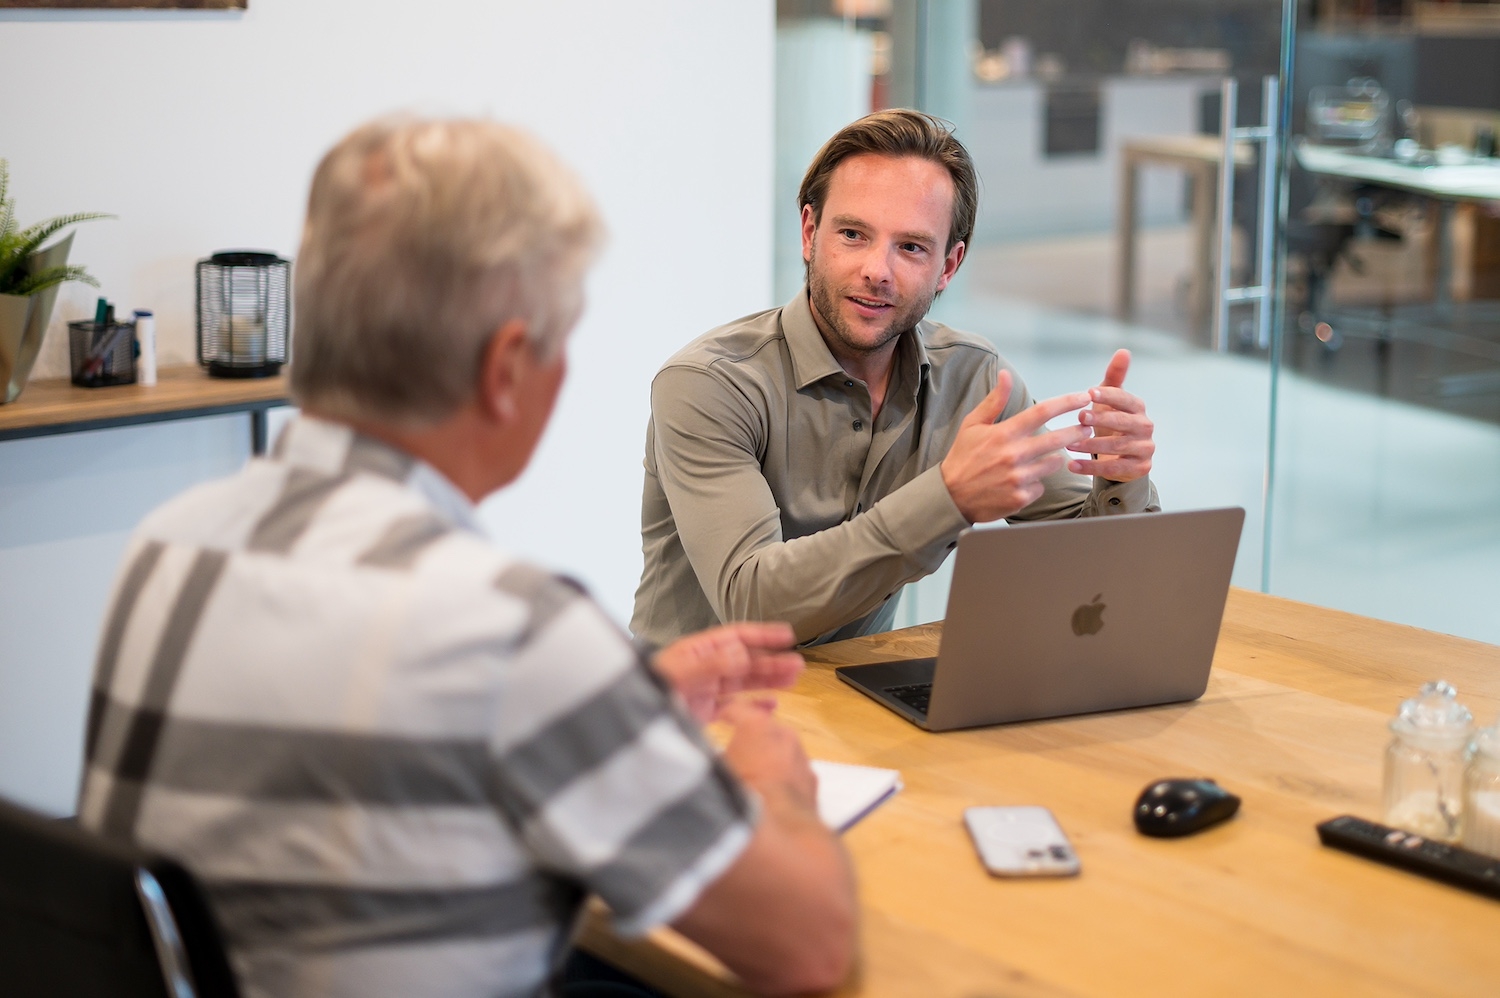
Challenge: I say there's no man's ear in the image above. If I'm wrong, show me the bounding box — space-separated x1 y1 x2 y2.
936 240 967 292
477 318 532 423
800 204 817 263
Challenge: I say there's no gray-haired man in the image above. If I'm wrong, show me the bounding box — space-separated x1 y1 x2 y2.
77 117 855 998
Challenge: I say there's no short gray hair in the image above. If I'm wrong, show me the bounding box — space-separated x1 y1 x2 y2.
291 116 604 425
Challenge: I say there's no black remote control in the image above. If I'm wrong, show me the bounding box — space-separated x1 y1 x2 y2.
1316 815 1500 901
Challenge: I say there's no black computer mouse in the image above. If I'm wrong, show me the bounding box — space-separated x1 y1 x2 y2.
1133 778 1241 837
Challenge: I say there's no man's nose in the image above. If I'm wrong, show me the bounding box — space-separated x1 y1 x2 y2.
858 242 895 287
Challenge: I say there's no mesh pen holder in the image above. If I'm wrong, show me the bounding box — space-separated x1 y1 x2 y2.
68 320 136 388
196 250 289 378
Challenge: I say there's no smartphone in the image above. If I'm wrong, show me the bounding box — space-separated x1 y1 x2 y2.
964 806 1080 877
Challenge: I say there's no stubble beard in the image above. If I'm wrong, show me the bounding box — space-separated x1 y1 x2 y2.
806 249 938 362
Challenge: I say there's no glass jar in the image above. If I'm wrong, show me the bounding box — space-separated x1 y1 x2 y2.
1383 680 1472 841
1462 721 1500 858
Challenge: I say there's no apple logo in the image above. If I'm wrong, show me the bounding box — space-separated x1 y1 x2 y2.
1071 594 1106 636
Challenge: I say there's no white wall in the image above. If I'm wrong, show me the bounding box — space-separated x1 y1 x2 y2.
0 0 774 814
773 22 874 304
967 76 1219 242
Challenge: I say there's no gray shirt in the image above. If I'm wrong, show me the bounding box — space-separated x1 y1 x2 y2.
631 290 1160 647
79 416 755 998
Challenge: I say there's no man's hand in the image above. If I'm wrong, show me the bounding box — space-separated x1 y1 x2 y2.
719 696 819 815
1067 349 1154 483
670 695 853 995
651 622 803 723
940 370 1092 524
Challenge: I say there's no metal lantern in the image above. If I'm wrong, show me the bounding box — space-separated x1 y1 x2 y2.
196 250 289 378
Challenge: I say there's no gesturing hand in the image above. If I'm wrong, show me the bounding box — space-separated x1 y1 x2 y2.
1066 349 1154 483
940 370 1092 524
652 621 804 723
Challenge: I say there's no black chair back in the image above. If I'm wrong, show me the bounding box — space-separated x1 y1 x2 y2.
0 796 239 998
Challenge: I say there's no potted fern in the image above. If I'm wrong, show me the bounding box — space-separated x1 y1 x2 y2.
0 158 112 403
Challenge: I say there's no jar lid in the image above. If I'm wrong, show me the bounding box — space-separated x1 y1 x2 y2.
1390 680 1473 745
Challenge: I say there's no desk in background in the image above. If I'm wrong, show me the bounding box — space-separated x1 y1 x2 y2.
1295 143 1500 310
0 365 290 454
1115 135 1253 336
582 588 1500 997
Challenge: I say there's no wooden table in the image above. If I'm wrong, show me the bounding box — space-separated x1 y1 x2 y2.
1115 135 1254 336
0 365 290 454
581 589 1500 997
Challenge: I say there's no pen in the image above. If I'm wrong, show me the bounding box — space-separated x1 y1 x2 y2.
82 302 125 382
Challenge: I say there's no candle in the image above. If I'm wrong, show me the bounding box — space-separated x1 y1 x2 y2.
222 313 267 366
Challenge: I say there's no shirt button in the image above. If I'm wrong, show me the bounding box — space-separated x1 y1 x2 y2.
1109 497 1121 506
844 380 855 387
856 502 863 513
852 419 863 431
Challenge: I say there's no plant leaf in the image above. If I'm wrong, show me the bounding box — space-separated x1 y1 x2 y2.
0 213 113 293
9 264 100 297
0 158 112 296
10 212 115 263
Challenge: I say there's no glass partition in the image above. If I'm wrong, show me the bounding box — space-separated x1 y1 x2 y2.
775 1 1500 645
1270 0 1500 645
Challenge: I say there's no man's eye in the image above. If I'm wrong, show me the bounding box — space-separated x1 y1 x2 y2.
902 243 927 254
839 229 861 240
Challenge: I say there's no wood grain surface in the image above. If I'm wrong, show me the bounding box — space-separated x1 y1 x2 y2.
0 365 287 434
580 588 1500 997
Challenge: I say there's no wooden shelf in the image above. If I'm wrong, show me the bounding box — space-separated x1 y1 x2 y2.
0 365 290 445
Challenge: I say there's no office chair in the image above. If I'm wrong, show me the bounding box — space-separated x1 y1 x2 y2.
1289 76 1410 352
0 796 240 998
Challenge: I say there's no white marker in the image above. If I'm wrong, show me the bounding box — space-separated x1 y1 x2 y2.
134 309 157 386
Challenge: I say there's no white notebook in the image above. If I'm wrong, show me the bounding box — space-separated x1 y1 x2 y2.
811 760 902 833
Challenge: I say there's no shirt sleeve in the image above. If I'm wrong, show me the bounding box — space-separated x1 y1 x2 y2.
485 575 756 936
649 364 972 644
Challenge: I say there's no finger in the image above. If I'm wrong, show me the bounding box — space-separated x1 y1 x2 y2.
961 370 1013 429
1006 478 1049 512
1012 450 1071 485
720 693 778 717
722 620 798 651
1001 391 1092 434
744 650 805 689
1068 456 1149 480
1079 409 1149 434
1100 348 1130 389
1066 434 1150 456
690 632 752 679
1009 424 1093 464
1085 386 1144 415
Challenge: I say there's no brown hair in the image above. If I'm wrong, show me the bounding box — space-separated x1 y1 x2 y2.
798 109 978 253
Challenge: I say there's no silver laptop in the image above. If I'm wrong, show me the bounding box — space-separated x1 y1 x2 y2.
836 507 1245 732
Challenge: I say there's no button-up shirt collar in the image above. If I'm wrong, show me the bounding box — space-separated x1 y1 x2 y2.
275 414 485 537
781 287 933 400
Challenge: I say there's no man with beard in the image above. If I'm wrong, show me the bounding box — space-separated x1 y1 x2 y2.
632 109 1160 648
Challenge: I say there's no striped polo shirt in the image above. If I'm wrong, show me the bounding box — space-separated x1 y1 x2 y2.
76 415 756 998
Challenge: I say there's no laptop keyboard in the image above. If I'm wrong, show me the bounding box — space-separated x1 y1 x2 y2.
884 682 933 716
